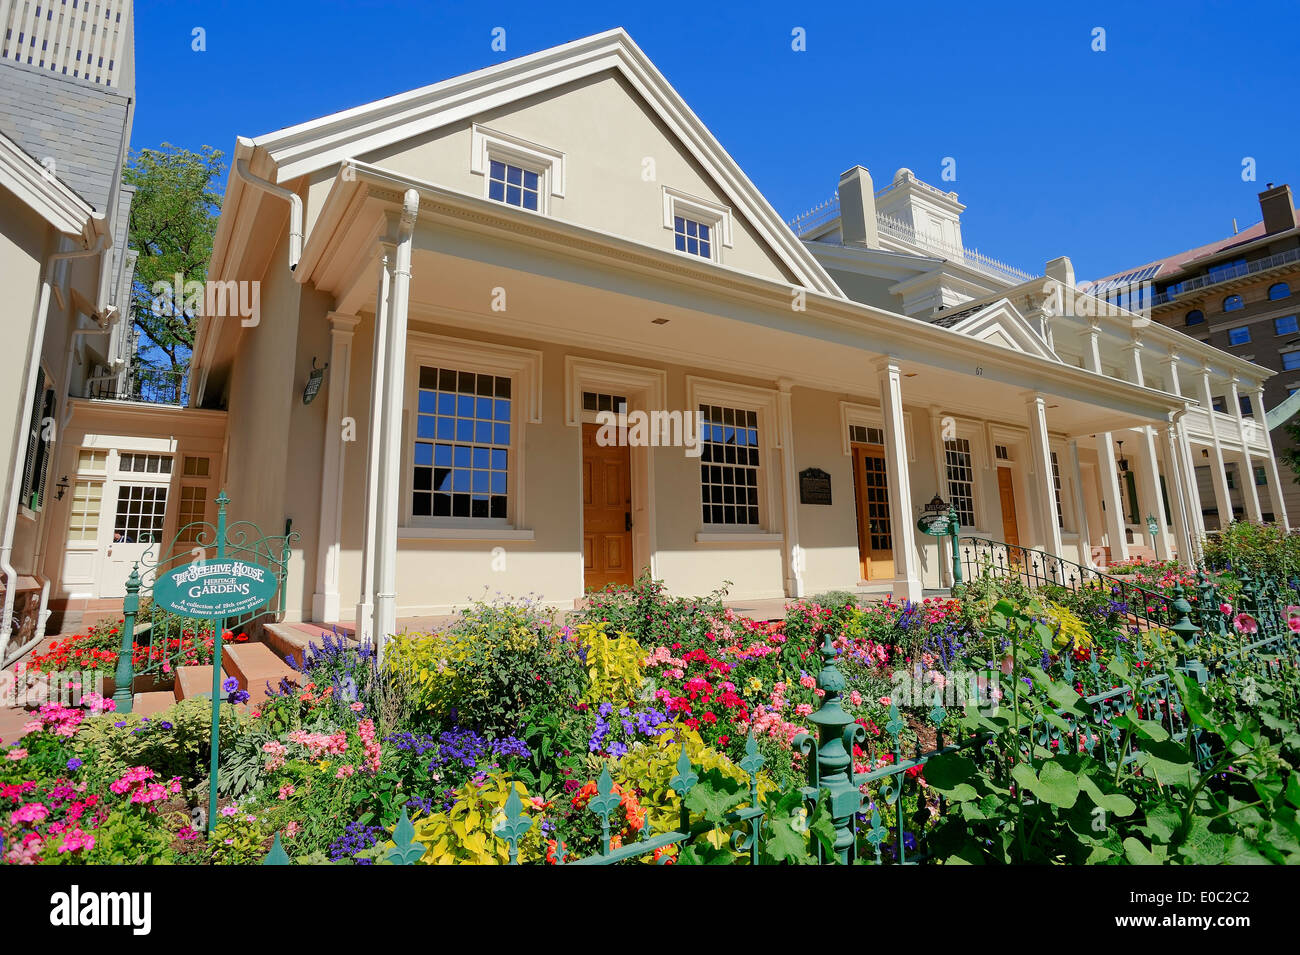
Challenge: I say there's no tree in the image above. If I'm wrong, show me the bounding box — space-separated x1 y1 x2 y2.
124 143 225 374
1280 418 1300 485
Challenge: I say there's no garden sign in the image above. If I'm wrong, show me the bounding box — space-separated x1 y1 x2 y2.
153 558 279 619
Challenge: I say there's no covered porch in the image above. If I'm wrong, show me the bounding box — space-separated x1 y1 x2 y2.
295 163 1189 644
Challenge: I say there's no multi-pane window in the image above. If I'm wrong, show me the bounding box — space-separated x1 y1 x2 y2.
1240 395 1253 416
699 405 760 526
77 449 107 472
412 366 511 520
1184 309 1205 326
1255 466 1268 487
849 425 884 445
67 481 102 542
1224 295 1245 313
1212 396 1227 413
1284 351 1300 371
674 216 712 259
183 456 210 477
943 438 976 529
1050 451 1064 530
1269 282 1292 301
487 159 540 211
1227 326 1250 345
119 453 172 474
177 486 207 543
995 445 1010 461
1275 315 1299 335
583 391 628 415
113 485 167 542
19 373 55 512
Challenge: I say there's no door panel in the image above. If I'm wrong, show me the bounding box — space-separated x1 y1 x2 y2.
852 445 894 580
997 467 1022 562
582 423 634 591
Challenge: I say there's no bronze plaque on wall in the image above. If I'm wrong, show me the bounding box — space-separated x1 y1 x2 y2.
799 468 832 505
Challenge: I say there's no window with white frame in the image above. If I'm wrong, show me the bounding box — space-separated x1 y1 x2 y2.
412 366 512 520
849 425 884 445
177 485 207 543
67 481 102 543
943 438 976 529
470 125 564 216
699 404 761 526
1050 451 1065 529
113 485 167 542
119 453 172 474
662 187 732 263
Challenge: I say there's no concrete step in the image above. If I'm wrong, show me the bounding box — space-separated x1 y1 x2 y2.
222 642 299 704
132 691 177 717
174 665 217 701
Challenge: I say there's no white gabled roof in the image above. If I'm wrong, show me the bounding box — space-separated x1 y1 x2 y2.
948 298 1061 363
239 28 842 297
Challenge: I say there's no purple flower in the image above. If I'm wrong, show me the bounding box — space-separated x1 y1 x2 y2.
66 758 82 772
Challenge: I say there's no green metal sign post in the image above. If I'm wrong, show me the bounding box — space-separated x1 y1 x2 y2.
147 491 275 834
917 495 962 589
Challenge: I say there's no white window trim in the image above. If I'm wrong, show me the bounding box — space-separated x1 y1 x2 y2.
839 401 915 460
940 417 987 533
470 124 566 214
663 186 734 262
402 332 542 534
686 376 779 538
564 356 667 427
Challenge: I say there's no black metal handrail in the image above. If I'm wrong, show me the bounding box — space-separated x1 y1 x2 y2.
958 537 1181 644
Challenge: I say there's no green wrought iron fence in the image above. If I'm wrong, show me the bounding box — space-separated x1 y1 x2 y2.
111 492 298 712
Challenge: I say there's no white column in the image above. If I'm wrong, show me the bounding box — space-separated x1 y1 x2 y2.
356 247 393 644
1125 335 1172 558
1162 351 1206 543
1096 435 1129 563
928 405 953 586
1198 366 1234 529
373 190 420 657
775 380 803 598
1067 439 1093 566
1025 393 1063 558
312 313 360 623
876 357 922 600
1255 386 1291 530
1227 377 1263 522
1082 320 1128 562
1162 422 1195 565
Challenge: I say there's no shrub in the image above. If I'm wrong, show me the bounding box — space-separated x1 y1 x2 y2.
385 597 584 737
1204 521 1300 578
574 621 644 704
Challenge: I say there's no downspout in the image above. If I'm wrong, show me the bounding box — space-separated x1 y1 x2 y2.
1 230 109 664
234 151 303 271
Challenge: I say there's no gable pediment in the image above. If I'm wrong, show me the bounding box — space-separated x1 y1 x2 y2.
246 29 840 296
947 299 1061 362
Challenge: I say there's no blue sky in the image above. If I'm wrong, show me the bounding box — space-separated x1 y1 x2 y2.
133 0 1299 281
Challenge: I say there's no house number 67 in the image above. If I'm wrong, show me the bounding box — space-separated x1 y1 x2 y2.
975 366 983 376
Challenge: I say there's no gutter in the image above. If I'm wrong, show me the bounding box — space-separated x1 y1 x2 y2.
233 139 302 271
1 223 110 665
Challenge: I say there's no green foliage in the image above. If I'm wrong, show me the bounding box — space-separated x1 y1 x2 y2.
574 621 645 704
920 598 1300 865
573 573 730 648
74 697 243 792
385 597 584 736
406 774 537 865
1204 521 1300 578
124 143 224 372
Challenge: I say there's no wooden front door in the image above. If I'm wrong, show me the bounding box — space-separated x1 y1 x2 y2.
852 444 894 580
582 423 634 591
997 467 1021 557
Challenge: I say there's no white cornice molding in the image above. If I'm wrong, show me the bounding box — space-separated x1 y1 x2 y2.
0 132 96 237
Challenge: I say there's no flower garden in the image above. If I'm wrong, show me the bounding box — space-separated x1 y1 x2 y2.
4 521 1300 865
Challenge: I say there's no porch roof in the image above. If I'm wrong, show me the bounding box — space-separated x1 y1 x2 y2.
198 160 1189 437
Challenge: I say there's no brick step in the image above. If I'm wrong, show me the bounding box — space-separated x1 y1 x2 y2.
174 664 221 701
132 691 177 716
221 642 299 704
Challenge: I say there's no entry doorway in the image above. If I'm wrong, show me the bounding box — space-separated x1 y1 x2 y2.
851 443 894 580
996 466 1021 559
581 423 634 591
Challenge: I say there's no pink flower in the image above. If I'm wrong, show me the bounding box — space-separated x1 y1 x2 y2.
6 748 28 761
1220 603 1232 615
1233 612 1258 635
278 784 295 800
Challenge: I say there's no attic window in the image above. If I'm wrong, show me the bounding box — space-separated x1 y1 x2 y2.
470 124 565 215
662 187 733 263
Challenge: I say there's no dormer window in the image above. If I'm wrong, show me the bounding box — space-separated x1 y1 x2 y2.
662 187 732 263
488 160 540 211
